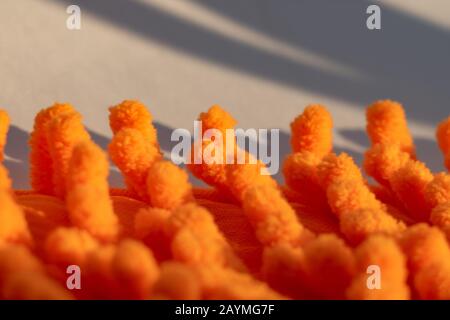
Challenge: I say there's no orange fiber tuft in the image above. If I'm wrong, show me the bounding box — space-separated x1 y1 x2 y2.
282 151 324 201
226 155 278 202
242 185 304 247
425 173 450 208
0 110 10 162
109 100 159 148
317 153 365 189
290 104 333 158
46 111 91 198
146 160 193 210
66 141 119 242
366 100 415 156
389 160 434 221
109 128 161 200
29 103 76 195
347 235 410 299
399 224 450 299
326 179 384 218
430 202 450 239
188 106 236 193
198 104 237 134
0 165 33 246
340 207 405 244
436 116 450 155
363 143 410 187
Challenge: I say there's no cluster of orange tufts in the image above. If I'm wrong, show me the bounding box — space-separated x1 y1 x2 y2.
0 100 449 300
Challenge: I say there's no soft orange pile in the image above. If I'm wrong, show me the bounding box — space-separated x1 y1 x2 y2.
0 100 450 300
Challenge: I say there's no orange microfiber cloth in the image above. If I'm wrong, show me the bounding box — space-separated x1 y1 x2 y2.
0 100 450 300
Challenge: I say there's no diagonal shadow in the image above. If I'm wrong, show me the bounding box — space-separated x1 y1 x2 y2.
48 0 450 125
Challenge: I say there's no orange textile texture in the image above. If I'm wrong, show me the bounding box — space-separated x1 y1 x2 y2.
0 100 450 300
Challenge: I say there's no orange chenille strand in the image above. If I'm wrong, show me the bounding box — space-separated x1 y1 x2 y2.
389 160 434 221
430 202 450 240
340 207 405 245
146 160 193 210
262 234 355 299
347 235 410 299
0 110 10 162
290 104 333 158
424 173 450 208
366 100 415 156
109 128 161 200
164 203 245 271
317 153 365 189
66 141 119 242
198 104 237 134
363 143 410 187
318 152 405 243
46 111 91 198
109 100 159 148
242 185 305 247
226 155 278 202
0 165 33 246
282 151 326 205
399 224 450 299
437 117 450 171
188 105 236 193
29 103 76 195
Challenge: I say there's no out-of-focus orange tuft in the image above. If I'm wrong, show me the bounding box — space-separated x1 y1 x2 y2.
347 235 410 299
302 234 355 299
165 203 245 271
152 262 202 299
399 224 450 299
44 227 99 268
290 104 333 158
0 165 33 247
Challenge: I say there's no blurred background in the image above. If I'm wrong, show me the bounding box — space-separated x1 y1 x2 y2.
1 0 449 188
